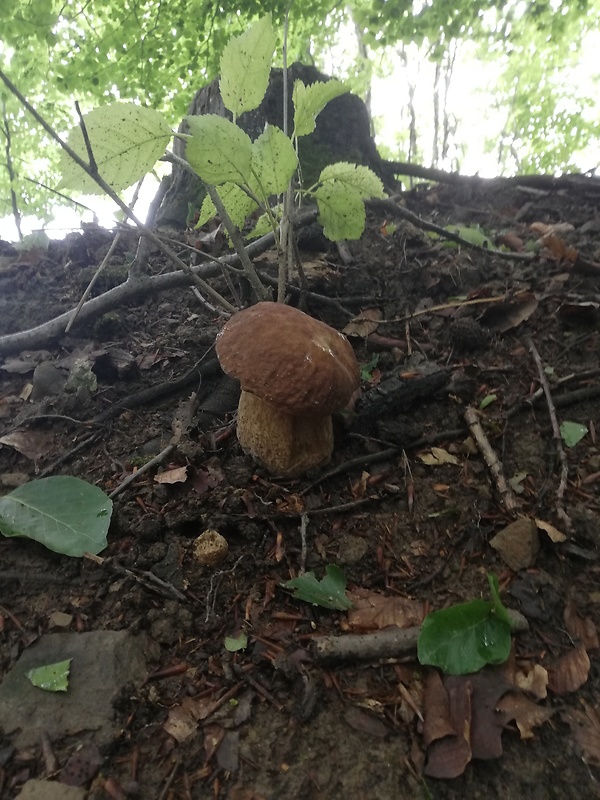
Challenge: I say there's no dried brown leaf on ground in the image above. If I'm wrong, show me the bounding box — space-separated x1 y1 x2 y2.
155 465 188 484
497 692 554 738
0 430 55 464
343 307 382 337
512 662 549 700
422 670 455 747
424 678 472 779
479 291 538 333
346 588 427 631
563 600 600 650
548 643 591 694
562 702 600 767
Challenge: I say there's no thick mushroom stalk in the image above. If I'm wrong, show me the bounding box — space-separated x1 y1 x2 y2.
216 302 360 477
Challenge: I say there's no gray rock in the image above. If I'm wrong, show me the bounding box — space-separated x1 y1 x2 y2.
16 779 86 799
0 631 147 747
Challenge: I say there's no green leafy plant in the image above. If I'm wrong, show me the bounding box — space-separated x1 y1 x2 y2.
0 476 112 557
54 14 385 308
283 564 353 611
417 574 511 675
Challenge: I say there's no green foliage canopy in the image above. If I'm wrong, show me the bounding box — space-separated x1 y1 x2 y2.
1 0 599 227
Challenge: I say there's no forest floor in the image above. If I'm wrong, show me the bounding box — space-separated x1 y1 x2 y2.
1 174 600 799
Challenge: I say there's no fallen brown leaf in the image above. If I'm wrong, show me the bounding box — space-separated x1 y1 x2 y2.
496 692 554 739
564 600 599 650
347 588 426 631
548 643 590 695
562 702 600 767
422 670 455 747
343 308 382 337
424 679 472 779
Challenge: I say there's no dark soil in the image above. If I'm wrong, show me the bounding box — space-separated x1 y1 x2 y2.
1 174 600 799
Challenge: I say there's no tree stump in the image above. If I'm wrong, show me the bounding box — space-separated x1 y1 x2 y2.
155 63 395 228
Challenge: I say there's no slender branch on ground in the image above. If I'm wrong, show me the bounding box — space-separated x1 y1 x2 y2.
464 405 519 514
526 336 573 532
65 228 124 332
366 197 535 261
83 552 186 602
309 608 529 665
108 444 176 499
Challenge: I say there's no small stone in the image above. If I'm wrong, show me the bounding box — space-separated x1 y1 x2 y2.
13 779 86 799
193 530 229 567
47 611 73 629
490 517 540 571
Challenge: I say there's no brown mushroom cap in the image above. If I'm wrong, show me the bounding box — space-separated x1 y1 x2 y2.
216 302 359 415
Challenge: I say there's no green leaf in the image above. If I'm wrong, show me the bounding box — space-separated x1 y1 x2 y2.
314 182 366 241
283 565 353 611
318 162 385 200
247 205 282 239
185 115 252 185
417 577 512 675
58 103 172 193
26 659 72 692
560 420 588 447
443 224 492 248
196 182 258 231
219 15 276 116
0 476 112 557
293 79 348 137
224 632 248 652
251 124 298 196
479 393 497 409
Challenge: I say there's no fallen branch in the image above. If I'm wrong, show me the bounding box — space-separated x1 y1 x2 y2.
309 608 529 665
526 336 573 532
464 405 519 514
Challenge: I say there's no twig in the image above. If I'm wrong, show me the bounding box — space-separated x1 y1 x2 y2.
464 405 519 514
38 432 101 478
108 443 175 499
310 608 529 665
0 69 236 313
300 428 465 495
525 336 572 532
65 228 123 332
83 552 186 602
299 513 308 574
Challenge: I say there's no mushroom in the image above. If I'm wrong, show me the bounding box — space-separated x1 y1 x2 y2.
215 302 360 477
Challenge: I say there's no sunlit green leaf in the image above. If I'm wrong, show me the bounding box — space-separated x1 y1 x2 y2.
560 420 588 447
293 78 348 137
219 15 276 116
185 115 252 185
26 659 72 692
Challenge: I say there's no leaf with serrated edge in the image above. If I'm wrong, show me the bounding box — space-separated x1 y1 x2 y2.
0 476 111 557
315 183 365 241
319 162 385 199
220 15 276 116
197 183 257 233
293 79 348 137
251 125 298 197
283 565 352 611
59 103 172 193
185 115 252 185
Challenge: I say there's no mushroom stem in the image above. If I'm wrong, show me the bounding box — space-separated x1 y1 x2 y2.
237 391 333 477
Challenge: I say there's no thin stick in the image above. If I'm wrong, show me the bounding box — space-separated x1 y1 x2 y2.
83 552 186 602
299 513 308 574
109 443 175 499
464 405 519 513
65 228 123 332
310 608 529 665
525 336 572 532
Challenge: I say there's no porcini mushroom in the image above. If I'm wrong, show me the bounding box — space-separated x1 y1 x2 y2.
216 302 360 477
